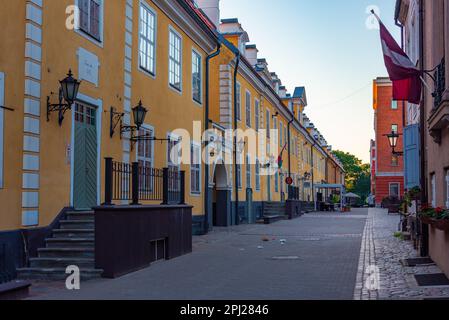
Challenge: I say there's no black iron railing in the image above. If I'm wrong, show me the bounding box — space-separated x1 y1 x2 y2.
288 186 300 200
433 58 446 109
104 158 185 206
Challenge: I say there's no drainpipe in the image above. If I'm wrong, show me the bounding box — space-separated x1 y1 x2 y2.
418 0 429 257
233 52 241 225
287 117 294 179
311 142 316 209
204 43 221 234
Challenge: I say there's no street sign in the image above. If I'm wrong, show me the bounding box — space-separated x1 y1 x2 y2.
285 177 293 185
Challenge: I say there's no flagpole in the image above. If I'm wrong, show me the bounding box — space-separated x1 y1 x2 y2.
419 76 433 92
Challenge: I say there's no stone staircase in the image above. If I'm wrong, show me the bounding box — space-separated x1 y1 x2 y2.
17 210 103 281
259 202 288 224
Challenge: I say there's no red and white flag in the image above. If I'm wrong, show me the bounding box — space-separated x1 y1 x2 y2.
374 12 422 104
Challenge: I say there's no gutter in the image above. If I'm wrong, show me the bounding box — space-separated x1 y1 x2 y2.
233 52 241 225
418 0 429 257
204 43 221 234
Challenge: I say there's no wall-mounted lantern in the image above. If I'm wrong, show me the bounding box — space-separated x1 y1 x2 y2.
47 69 81 126
385 130 404 156
110 100 169 149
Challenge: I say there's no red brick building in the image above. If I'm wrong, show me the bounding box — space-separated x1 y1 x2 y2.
371 77 405 206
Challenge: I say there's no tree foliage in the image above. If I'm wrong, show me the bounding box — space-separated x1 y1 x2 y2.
333 150 371 202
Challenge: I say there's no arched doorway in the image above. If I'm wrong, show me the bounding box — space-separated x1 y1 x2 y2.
212 163 231 227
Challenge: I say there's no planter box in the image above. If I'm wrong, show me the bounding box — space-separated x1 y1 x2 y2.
420 216 434 225
433 219 449 232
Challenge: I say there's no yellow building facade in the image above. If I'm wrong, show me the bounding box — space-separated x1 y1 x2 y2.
0 0 344 235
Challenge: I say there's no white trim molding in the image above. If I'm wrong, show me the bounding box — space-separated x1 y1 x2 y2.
0 72 4 188
22 0 43 227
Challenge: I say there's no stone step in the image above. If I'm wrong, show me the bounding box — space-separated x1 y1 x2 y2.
66 211 94 221
52 229 94 238
45 238 94 248
16 268 103 281
29 257 95 269
60 220 94 230
263 209 286 215
38 247 94 259
263 215 289 224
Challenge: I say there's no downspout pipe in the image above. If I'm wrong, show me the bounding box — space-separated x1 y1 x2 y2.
287 117 294 184
418 0 429 257
233 52 241 225
204 43 221 234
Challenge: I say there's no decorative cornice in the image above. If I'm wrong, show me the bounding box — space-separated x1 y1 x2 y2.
152 0 217 53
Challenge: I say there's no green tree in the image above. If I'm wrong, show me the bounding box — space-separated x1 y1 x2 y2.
333 151 371 203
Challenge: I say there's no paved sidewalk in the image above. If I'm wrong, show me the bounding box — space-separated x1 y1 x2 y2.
354 208 449 300
26 210 367 300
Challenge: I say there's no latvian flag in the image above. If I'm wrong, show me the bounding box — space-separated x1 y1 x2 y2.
374 12 422 104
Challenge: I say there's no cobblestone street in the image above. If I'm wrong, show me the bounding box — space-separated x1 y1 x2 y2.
28 210 367 300
355 208 449 300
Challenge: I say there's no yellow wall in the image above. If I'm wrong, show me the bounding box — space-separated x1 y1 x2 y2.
0 0 215 230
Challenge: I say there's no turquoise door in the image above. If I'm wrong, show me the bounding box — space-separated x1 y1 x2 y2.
73 103 98 209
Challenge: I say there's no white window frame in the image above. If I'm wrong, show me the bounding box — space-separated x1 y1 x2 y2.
167 132 181 170
275 172 279 193
392 124 398 133
254 99 260 132
255 158 260 191
168 26 183 93
446 170 449 208
139 1 157 77
245 90 251 128
191 48 203 105
389 182 400 198
431 173 436 208
266 109 270 139
74 0 104 46
136 124 155 193
391 100 398 110
246 154 251 189
0 72 4 188
279 122 283 146
236 150 242 190
236 82 241 121
190 142 202 195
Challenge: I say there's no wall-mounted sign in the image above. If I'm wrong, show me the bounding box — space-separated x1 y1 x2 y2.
77 47 99 86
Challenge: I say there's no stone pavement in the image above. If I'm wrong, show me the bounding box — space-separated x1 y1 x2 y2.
354 208 449 300
27 210 367 300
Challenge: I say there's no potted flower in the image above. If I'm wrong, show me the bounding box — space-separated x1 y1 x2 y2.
433 208 449 231
418 204 436 225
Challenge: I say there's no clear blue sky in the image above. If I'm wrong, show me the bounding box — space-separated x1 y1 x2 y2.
220 0 400 163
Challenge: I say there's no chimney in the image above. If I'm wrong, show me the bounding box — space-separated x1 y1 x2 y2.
279 86 287 98
245 44 258 66
195 0 220 28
